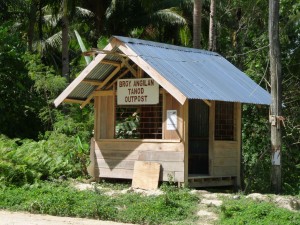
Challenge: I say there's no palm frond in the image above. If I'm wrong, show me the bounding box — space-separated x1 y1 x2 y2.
75 7 94 18
74 30 91 65
154 7 187 25
105 0 117 19
44 14 61 27
44 31 62 50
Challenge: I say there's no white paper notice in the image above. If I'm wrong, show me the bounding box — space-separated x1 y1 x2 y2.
272 150 281 165
167 110 177 130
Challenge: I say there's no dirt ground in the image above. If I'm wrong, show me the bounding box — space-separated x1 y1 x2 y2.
0 210 134 225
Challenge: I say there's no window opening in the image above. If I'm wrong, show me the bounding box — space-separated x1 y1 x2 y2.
115 95 162 139
215 101 235 140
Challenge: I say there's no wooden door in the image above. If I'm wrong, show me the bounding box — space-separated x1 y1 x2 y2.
188 100 209 175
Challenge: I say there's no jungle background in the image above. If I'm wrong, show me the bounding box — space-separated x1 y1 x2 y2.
0 0 299 194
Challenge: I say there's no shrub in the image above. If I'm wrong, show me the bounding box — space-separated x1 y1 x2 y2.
0 134 89 186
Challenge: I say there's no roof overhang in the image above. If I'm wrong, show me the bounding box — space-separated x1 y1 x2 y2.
54 36 187 108
54 36 271 108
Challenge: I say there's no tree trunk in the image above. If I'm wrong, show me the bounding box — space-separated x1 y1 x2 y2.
208 0 216 51
38 0 43 41
84 0 110 45
62 0 70 82
28 0 37 52
269 0 282 194
193 0 202 49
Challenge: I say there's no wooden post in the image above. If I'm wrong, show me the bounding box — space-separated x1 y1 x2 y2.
269 0 282 194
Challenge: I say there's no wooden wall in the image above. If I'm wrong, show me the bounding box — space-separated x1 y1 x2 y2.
91 139 185 182
92 92 241 186
210 102 242 186
163 92 183 140
212 141 239 176
94 95 114 139
92 92 186 182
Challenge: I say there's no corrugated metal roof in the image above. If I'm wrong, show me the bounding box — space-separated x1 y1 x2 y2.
66 47 122 101
55 36 271 106
114 36 270 105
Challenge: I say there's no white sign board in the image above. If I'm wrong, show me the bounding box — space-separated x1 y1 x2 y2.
167 110 177 130
272 150 281 165
117 78 159 105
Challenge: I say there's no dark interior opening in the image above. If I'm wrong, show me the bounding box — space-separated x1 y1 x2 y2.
188 99 209 175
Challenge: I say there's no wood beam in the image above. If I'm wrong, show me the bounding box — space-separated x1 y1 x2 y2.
93 90 115 96
121 58 137 77
137 67 144 78
82 79 103 86
80 94 95 109
203 100 212 107
54 40 117 107
117 43 187 105
101 59 121 67
99 65 121 89
80 65 121 109
63 98 85 104
106 68 130 89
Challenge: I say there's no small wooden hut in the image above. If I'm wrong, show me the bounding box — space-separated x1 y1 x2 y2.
55 36 270 187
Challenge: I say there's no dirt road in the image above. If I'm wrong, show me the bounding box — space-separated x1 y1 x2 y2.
0 210 134 225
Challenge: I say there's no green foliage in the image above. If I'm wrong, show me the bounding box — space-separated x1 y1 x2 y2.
242 105 271 193
220 198 300 225
0 0 299 196
115 110 140 139
0 133 90 186
118 185 198 224
53 106 94 142
0 23 44 139
24 53 67 130
25 53 66 98
0 182 199 224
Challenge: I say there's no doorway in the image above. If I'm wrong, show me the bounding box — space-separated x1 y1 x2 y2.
188 99 209 175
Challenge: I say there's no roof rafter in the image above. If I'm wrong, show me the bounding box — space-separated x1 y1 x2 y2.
106 68 130 89
121 58 137 77
64 98 85 104
101 59 122 67
54 39 118 107
82 79 103 86
80 64 121 109
115 39 187 105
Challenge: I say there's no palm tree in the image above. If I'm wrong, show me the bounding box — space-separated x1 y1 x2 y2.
28 0 38 52
61 0 69 81
208 0 216 51
105 0 189 45
193 0 202 48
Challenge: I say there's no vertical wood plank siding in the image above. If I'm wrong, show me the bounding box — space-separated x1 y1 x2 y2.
93 93 241 185
211 103 241 184
92 93 185 182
